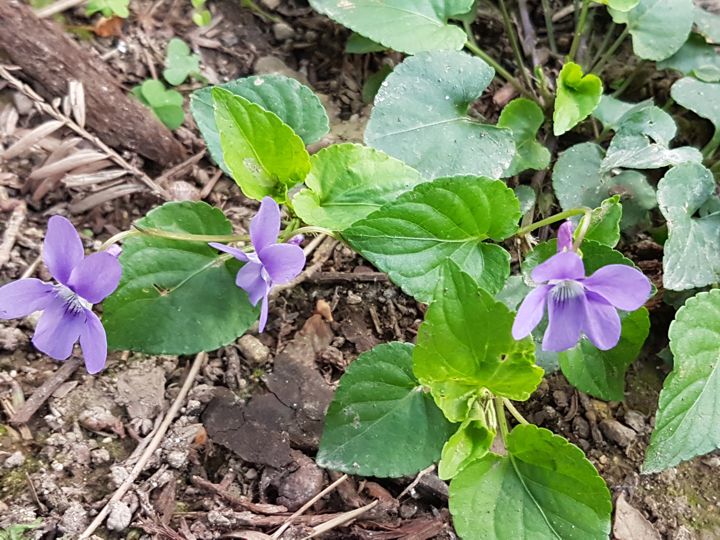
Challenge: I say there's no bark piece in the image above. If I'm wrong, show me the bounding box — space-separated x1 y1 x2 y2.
0 1 185 166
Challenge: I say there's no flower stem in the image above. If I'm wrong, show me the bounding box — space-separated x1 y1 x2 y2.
541 0 558 54
497 0 537 96
515 207 592 237
495 397 510 442
590 27 629 74
572 208 593 251
702 127 720 159
98 230 140 251
279 225 335 241
568 0 590 60
132 225 250 244
502 398 530 425
589 22 616 72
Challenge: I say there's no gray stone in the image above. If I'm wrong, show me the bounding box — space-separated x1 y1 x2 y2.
237 334 270 365
624 410 646 433
273 22 295 41
613 493 660 540
106 501 132 531
60 501 88 535
3 451 25 468
600 419 637 448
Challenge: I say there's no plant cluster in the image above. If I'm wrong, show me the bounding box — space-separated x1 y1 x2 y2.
3 0 720 537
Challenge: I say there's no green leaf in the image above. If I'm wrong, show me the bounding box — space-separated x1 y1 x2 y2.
496 274 532 311
86 0 129 17
559 308 650 401
439 418 495 480
292 143 426 231
316 342 455 477
191 76 328 174
644 289 720 472
553 62 603 136
658 33 720 80
450 425 612 540
163 38 201 86
514 185 536 216
601 133 702 172
361 64 393 104
592 97 676 145
658 162 720 290
343 177 520 302
345 32 387 53
585 195 622 247
497 98 551 176
671 77 720 131
104 202 258 354
609 0 694 61
694 6 720 43
308 0 474 54
365 50 515 179
213 87 311 202
192 9 212 26
414 261 543 400
131 80 184 130
552 142 657 229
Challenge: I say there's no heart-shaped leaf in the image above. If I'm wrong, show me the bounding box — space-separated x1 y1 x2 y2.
345 32 387 53
644 290 720 472
439 418 495 480
365 50 515 179
552 142 657 229
497 98 551 176
343 177 520 302
609 0 694 61
293 143 426 231
658 33 720 81
450 425 612 540
132 80 185 130
671 77 720 132
104 202 258 354
694 6 720 43
585 195 623 247
414 261 543 402
308 0 474 54
601 133 702 172
658 162 720 290
553 62 603 136
192 75 329 174
163 38 201 86
213 87 311 202
316 342 455 477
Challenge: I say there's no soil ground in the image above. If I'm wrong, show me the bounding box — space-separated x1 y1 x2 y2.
1 1 719 538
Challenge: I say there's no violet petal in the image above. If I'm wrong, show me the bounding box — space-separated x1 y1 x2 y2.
235 262 268 305
512 284 551 339
209 242 249 262
557 221 574 252
531 251 585 283
32 299 84 361
542 287 586 352
258 243 306 285
582 264 651 311
80 308 107 374
67 252 122 304
250 197 281 252
258 294 269 332
44 216 84 285
0 278 55 319
582 291 622 350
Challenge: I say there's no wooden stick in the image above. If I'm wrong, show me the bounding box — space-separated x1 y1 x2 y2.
78 352 207 539
10 356 83 425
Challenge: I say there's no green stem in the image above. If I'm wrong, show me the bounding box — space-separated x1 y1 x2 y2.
515 207 592 237
98 230 140 252
589 22 616 71
495 397 510 442
279 225 335 241
133 225 250 244
591 27 629 74
568 0 591 61
497 0 536 95
541 0 558 54
572 209 593 251
702 127 720 159
502 398 530 425
464 30 531 99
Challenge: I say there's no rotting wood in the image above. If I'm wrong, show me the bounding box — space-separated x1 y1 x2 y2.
0 0 185 167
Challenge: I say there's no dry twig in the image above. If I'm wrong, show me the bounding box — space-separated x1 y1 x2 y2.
0 201 27 268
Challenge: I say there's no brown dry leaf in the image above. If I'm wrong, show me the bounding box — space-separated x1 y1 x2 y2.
93 16 124 37
315 298 333 322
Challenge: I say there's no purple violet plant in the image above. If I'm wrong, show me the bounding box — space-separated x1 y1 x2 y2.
210 197 306 332
512 221 651 352
0 216 122 373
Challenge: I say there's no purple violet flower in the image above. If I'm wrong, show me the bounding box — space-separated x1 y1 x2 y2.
210 197 306 332
0 216 122 373
512 221 651 352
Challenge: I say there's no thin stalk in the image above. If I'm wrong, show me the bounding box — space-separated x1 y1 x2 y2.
541 0 558 54
98 230 140 251
572 208 593 251
497 0 536 95
495 397 510 442
568 0 591 61
464 40 533 99
591 27 629 74
279 225 335 241
133 225 250 244
702 128 720 159
515 207 592 237
589 22 616 71
503 398 530 425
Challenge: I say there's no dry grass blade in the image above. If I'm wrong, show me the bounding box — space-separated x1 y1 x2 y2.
301 501 379 540
0 104 19 137
68 80 85 128
0 201 27 268
63 169 128 187
69 183 145 213
1 120 64 160
29 149 107 180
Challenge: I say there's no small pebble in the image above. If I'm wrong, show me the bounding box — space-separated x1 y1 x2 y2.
237 335 270 365
273 22 295 41
3 451 25 469
106 501 132 531
347 292 363 305
599 419 637 448
91 448 111 464
166 450 188 469
624 410 646 433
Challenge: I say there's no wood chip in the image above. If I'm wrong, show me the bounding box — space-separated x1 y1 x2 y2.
1 119 64 160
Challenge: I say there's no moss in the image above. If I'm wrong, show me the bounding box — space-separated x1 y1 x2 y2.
0 455 43 502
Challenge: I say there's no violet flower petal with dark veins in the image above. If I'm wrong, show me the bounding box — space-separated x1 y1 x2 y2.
512 220 651 352
209 197 306 332
0 215 121 373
